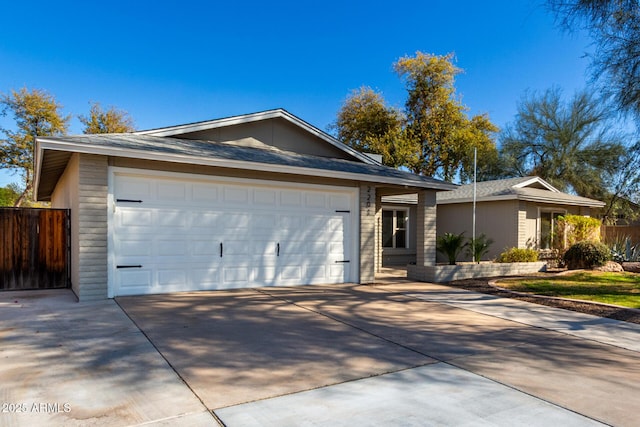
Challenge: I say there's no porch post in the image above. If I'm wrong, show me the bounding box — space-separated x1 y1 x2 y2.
359 184 377 283
416 189 437 267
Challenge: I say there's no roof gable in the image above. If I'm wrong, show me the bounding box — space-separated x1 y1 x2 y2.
136 109 375 164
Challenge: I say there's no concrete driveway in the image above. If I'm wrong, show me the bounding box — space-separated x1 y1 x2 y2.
117 282 640 426
2 281 640 426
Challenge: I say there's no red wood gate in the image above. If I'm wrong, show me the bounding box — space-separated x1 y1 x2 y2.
1 208 70 290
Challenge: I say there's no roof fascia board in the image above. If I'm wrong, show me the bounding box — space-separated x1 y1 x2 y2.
437 193 604 207
512 176 560 192
135 109 376 165
134 110 284 136
36 138 455 191
33 143 44 200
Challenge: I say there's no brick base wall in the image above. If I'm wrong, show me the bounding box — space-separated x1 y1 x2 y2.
407 262 547 283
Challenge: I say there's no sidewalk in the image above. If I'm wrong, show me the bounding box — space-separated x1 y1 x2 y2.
373 281 640 352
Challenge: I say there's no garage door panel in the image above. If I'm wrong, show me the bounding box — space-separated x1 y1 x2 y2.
191 212 223 228
253 189 277 206
223 186 249 204
191 240 221 256
117 239 152 257
157 182 187 202
157 269 188 287
156 210 187 228
111 172 353 296
223 267 250 283
253 265 277 283
118 208 153 228
281 265 303 281
330 194 351 210
192 184 219 202
115 177 152 200
191 268 221 287
251 241 278 256
223 240 251 256
304 264 327 281
117 269 152 290
329 264 346 279
157 239 188 256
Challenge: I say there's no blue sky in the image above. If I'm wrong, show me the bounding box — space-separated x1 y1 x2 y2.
0 0 592 186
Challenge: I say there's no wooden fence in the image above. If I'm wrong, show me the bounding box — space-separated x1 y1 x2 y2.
601 225 640 245
1 208 70 290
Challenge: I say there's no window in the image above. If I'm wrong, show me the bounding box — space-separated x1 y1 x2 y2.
382 209 409 248
539 210 565 250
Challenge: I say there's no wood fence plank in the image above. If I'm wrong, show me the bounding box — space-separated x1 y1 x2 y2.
0 208 70 290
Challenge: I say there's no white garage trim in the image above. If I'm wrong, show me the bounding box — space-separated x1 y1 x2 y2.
107 167 359 297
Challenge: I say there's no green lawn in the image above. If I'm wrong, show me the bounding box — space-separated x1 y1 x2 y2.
497 272 640 309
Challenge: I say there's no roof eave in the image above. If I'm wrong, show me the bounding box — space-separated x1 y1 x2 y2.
35 138 456 194
437 193 605 207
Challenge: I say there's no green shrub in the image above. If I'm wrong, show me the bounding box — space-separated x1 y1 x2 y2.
467 234 493 264
436 232 466 265
563 240 611 270
556 215 602 248
497 248 539 263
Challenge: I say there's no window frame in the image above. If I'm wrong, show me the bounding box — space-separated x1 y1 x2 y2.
382 207 410 249
538 208 567 250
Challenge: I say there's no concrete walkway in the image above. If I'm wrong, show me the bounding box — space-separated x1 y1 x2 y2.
3 281 640 426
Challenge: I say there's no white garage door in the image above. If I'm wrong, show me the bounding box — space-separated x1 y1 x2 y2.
108 170 356 296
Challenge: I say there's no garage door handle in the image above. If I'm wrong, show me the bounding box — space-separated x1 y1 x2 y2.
277 243 280 256
117 265 142 268
335 260 350 263
116 199 143 203
220 242 223 257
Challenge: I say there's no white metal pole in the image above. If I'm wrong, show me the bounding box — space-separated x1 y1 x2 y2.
472 147 477 262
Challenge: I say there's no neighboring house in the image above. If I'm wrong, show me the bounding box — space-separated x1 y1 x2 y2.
382 176 605 264
34 109 456 301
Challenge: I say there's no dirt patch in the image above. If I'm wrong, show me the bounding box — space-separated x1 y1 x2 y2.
448 278 640 325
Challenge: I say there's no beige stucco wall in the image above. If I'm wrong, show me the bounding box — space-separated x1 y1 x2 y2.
51 153 108 301
437 200 520 262
51 154 80 297
179 118 353 160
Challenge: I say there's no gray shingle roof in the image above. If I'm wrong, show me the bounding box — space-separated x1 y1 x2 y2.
382 176 605 207
436 176 604 207
35 133 456 198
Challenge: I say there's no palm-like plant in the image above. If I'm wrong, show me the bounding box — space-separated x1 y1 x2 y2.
467 234 494 264
436 232 467 265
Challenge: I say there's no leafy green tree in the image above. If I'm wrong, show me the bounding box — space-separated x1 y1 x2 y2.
333 52 498 181
394 52 499 181
549 0 640 120
79 102 135 134
0 88 70 206
332 87 416 168
499 87 625 199
599 140 640 223
0 183 21 206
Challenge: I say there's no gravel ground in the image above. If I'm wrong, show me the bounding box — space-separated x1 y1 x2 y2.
447 277 640 325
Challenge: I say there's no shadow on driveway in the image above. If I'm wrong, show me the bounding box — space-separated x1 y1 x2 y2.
118 283 640 426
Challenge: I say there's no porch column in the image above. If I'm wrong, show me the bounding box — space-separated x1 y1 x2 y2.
416 189 437 267
359 184 378 283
